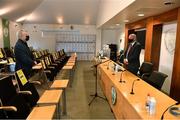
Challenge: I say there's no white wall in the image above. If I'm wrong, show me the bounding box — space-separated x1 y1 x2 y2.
96 29 102 55
0 18 3 48
159 22 177 94
115 26 125 51
22 24 56 52
9 21 22 47
23 24 101 53
101 26 125 52
101 29 117 47
96 0 135 28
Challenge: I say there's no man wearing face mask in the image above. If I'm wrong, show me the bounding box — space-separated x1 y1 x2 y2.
14 30 36 78
124 33 141 75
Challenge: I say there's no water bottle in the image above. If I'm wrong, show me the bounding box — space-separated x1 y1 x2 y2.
149 97 156 115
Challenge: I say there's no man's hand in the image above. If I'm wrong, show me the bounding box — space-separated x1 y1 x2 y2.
123 59 128 65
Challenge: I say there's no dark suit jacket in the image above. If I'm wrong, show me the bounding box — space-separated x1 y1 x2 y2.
15 39 34 77
124 41 141 74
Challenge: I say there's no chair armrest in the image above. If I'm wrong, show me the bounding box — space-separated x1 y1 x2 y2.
52 63 58 66
18 91 32 95
44 70 51 73
48 66 55 69
141 73 151 81
55 61 61 63
0 106 17 112
29 81 41 85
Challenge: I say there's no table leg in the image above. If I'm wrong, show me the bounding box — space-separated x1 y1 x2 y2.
62 89 67 115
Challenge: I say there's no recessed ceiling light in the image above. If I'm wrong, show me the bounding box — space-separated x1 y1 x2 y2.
84 16 90 25
0 7 13 16
16 16 28 22
116 24 120 26
57 17 64 24
164 0 174 5
124 20 129 23
138 13 144 17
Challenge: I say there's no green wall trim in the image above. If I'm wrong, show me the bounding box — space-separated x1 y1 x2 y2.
2 18 10 48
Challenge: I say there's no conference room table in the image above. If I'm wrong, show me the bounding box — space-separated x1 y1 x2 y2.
97 59 179 119
27 105 56 120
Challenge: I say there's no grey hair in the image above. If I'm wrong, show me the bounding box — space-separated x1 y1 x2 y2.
16 29 27 39
129 34 137 40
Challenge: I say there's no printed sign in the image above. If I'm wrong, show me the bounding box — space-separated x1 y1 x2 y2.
17 69 28 86
0 49 4 58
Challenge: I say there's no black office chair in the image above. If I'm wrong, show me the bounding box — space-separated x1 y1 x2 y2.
44 57 58 76
3 47 14 58
145 71 168 90
40 59 55 81
0 76 31 119
15 69 40 107
138 62 153 79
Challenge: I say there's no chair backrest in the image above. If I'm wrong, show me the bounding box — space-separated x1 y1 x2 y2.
147 71 168 90
41 59 47 69
7 57 15 63
0 76 17 103
139 62 153 76
0 76 30 119
33 52 38 59
0 48 5 59
15 69 39 107
4 47 14 58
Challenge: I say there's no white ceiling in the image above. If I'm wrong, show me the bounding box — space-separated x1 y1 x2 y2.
0 0 100 25
0 0 44 21
102 0 180 29
25 0 100 25
0 0 180 27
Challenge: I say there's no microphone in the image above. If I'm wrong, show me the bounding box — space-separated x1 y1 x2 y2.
119 70 126 83
130 79 140 95
107 61 111 70
91 59 111 68
161 102 180 120
112 63 116 75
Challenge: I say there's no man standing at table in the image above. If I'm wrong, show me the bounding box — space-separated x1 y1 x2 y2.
14 30 36 78
124 33 141 75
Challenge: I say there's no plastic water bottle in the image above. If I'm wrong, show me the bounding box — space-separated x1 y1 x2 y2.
149 97 156 115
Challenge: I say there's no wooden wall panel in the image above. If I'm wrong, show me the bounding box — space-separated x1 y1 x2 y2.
153 8 178 25
126 18 146 30
151 24 163 70
170 8 180 102
144 17 153 62
125 24 129 49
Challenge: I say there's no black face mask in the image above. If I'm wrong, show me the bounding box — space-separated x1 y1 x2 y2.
26 36 30 41
128 39 134 43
